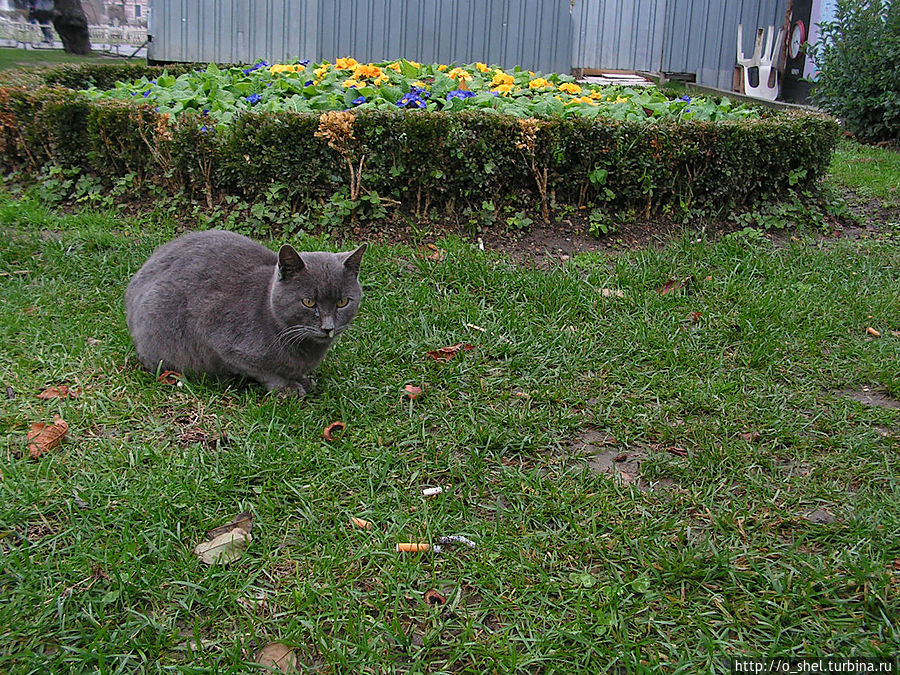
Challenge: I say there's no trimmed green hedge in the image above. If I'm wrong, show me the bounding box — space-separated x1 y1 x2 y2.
0 82 840 224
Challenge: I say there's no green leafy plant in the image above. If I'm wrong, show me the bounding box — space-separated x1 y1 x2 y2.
810 0 900 142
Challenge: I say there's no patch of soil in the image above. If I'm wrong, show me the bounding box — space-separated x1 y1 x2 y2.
804 507 837 525
837 387 900 409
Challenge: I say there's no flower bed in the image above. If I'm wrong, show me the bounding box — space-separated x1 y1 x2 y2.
82 58 761 127
0 60 840 232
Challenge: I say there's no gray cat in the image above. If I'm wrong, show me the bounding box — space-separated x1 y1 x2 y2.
125 229 366 395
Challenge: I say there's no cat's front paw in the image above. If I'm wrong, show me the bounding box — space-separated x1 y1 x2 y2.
275 381 309 398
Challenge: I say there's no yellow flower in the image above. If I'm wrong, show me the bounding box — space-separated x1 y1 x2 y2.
569 96 598 106
475 62 490 73
558 82 582 94
528 70 535 77
437 64 448 72
388 61 401 72
490 71 514 87
314 64 330 79
373 76 388 86
529 77 551 89
269 63 305 75
448 67 472 81
342 78 361 88
615 95 628 103
412 80 426 88
492 83 515 96
353 63 383 80
407 60 420 69
334 57 359 70
589 89 604 99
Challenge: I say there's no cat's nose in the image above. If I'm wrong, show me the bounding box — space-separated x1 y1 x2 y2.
321 319 334 336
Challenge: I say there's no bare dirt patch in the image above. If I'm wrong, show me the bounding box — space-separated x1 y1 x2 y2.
837 387 900 409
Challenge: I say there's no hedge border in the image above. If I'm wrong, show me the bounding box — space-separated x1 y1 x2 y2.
0 73 841 224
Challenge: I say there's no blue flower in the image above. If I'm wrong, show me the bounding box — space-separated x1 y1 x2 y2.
304 80 313 87
680 95 692 102
150 79 157 84
351 95 366 106
142 90 150 98
242 61 268 75
200 125 209 133
245 93 262 105
446 89 475 100
410 86 430 100
201 108 209 116
396 92 426 109
299 59 310 66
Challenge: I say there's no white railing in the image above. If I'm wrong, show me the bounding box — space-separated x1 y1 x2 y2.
0 21 148 50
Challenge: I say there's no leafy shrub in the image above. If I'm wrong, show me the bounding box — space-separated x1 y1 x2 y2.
0 78 840 231
810 0 900 142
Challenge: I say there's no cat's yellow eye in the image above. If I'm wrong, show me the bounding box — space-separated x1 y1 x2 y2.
301 298 316 308
336 297 350 308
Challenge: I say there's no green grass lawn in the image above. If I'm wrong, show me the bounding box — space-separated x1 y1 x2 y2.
0 46 121 71
1 147 899 672
828 138 900 208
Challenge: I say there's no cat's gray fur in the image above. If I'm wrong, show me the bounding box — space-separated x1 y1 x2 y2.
125 229 366 395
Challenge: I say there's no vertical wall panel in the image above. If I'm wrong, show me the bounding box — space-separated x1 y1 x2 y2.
150 0 572 73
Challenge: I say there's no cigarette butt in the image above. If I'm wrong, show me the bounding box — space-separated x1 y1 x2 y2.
349 517 372 530
867 327 881 338
396 542 430 553
422 486 444 497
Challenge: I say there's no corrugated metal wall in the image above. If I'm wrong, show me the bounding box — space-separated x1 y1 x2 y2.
572 0 788 89
148 0 572 73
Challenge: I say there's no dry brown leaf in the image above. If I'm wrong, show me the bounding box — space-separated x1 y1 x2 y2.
664 446 688 457
37 385 80 400
613 453 628 463
26 415 68 458
255 642 297 673
866 327 882 338
424 589 447 606
193 529 251 565
323 421 346 441
740 431 761 443
657 276 694 295
689 311 702 323
205 511 253 540
426 343 474 361
349 516 372 530
404 384 424 399
157 370 183 385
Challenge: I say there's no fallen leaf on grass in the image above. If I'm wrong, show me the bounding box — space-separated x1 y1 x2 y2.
322 421 346 441
426 343 474 361
664 446 688 457
157 370 183 386
417 244 446 262
26 415 68 458
195 512 254 565
37 385 80 400
205 511 253 540
404 384 424 399
194 529 251 565
740 431 761 443
689 312 702 323
657 276 694 295
424 589 447 606
255 642 297 673
866 327 882 338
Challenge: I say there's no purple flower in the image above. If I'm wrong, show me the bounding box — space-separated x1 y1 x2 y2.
150 79 157 84
446 89 475 101
410 86 430 100
680 95 692 102
200 125 209 133
245 93 262 105
142 90 151 98
351 95 366 106
304 80 313 87
201 108 209 116
242 61 268 75
299 59 310 66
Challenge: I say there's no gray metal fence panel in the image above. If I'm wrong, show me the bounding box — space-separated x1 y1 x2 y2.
149 0 572 73
572 0 667 72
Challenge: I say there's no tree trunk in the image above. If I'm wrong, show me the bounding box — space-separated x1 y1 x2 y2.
52 0 92 55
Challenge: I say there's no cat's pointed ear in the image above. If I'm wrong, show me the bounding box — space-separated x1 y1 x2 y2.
343 243 367 276
277 244 304 280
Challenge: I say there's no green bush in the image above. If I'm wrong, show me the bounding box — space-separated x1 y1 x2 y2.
810 0 900 142
0 84 840 229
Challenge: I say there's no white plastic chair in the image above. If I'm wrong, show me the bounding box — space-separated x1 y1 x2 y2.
737 24 783 101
